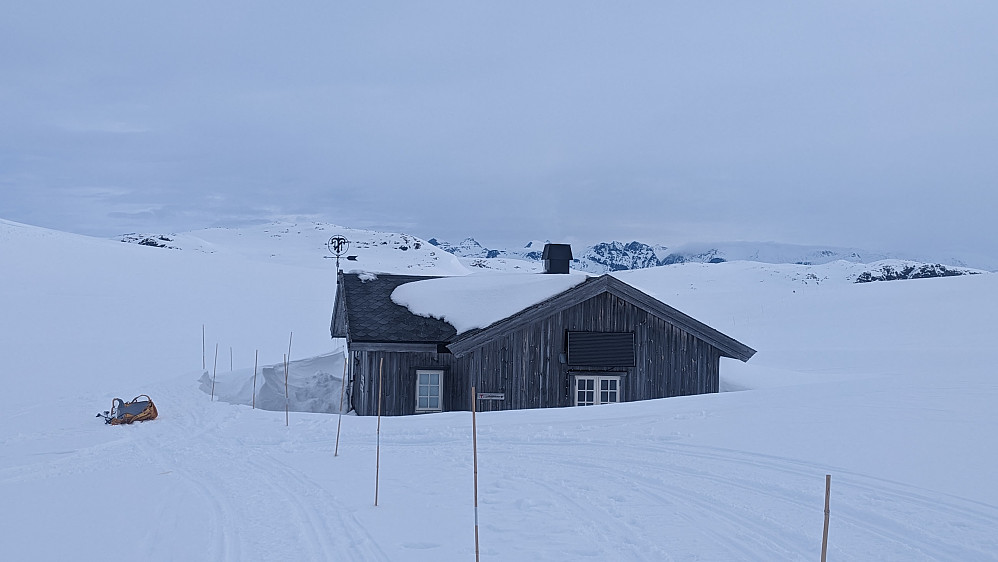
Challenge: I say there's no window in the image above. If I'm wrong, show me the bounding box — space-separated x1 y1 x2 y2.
566 332 635 367
416 370 443 412
573 374 621 406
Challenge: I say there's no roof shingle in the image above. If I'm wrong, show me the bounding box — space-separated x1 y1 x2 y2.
334 273 457 343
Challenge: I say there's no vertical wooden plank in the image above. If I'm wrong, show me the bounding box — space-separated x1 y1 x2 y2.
356 351 365 416
667 324 675 397
683 332 692 396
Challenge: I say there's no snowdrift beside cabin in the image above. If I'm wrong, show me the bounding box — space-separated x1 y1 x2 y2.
198 352 350 414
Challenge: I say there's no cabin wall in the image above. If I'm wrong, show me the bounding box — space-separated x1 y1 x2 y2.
458 292 721 412
350 349 458 416
349 292 722 416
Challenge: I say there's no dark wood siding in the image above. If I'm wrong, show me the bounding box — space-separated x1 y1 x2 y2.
454 292 721 413
349 291 724 416
350 350 459 416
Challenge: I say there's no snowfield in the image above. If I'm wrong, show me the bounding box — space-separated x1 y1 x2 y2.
2 219 997 561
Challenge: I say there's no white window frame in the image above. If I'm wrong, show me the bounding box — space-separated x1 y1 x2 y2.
415 370 444 412
573 374 622 406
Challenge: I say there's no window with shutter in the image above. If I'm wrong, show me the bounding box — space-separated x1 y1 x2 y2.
566 332 635 366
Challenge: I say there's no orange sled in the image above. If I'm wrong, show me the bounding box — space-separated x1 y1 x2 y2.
97 395 158 425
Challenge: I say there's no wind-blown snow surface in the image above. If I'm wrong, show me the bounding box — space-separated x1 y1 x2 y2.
2 219 998 561
120 219 470 275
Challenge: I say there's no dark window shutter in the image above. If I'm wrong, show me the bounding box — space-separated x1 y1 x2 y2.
567 332 635 367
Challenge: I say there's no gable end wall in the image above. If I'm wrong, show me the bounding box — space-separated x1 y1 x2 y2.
456 292 721 413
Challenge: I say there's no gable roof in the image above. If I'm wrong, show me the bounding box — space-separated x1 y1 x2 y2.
446 274 756 362
331 272 457 344
332 271 756 363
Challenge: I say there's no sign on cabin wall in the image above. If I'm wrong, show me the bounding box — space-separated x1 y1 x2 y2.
476 392 505 401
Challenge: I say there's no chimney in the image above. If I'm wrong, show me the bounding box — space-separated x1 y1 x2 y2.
542 243 573 274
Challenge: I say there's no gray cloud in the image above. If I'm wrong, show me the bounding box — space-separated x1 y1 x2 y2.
1 1 996 262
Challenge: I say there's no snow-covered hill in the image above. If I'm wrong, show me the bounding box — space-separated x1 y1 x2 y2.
119 219 468 274
120 224 991 278
3 217 998 561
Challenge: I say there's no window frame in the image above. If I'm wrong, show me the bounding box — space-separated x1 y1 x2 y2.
415 369 444 413
572 374 622 406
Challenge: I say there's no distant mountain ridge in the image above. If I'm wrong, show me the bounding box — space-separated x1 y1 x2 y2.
426 237 989 280
853 262 980 283
111 220 990 281
428 237 896 273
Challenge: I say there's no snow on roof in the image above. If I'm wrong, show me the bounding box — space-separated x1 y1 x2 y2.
391 272 590 334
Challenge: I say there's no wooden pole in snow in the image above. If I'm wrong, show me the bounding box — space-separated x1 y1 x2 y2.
472 385 481 562
210 343 218 401
334 354 347 456
251 349 258 409
375 357 383 506
285 331 293 426
821 474 831 562
284 353 290 427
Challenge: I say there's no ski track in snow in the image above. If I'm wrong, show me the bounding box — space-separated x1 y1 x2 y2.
660 442 998 560
0 386 389 561
4 374 998 560
8 392 996 561
476 434 998 561
132 385 391 561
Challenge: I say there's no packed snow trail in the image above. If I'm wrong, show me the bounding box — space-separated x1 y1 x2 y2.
115 379 391 561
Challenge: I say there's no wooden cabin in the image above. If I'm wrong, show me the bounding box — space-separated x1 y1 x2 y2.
330 257 755 416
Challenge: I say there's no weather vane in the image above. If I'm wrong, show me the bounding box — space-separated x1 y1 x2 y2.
326 235 350 271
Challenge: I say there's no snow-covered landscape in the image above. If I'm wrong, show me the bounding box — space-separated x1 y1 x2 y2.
2 218 997 561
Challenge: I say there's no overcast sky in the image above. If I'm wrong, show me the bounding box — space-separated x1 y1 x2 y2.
2 1 996 261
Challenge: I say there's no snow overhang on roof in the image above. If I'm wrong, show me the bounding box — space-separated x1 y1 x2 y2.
444 275 757 362
390 273 590 334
